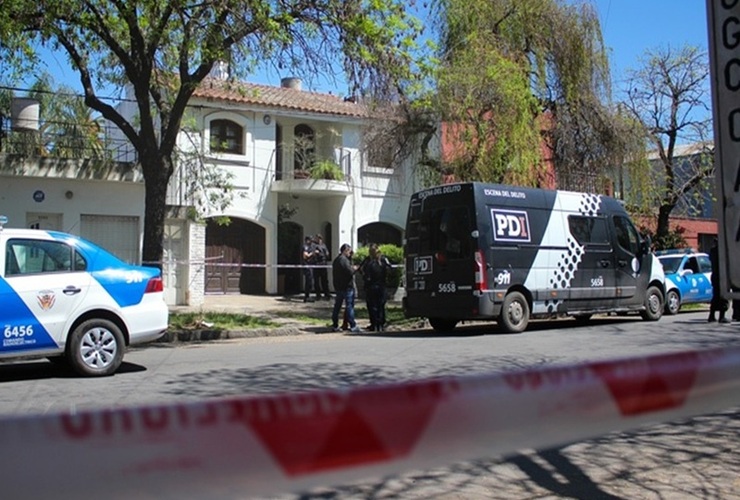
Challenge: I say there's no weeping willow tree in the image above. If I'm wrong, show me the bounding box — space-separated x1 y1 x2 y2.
430 0 644 190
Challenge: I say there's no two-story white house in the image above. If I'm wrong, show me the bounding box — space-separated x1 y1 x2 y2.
1 74 425 306
159 74 422 305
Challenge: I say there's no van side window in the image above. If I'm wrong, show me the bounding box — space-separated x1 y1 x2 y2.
419 206 472 259
613 216 639 255
568 216 609 245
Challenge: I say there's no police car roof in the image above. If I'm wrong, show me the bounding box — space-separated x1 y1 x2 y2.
1 228 60 237
655 248 701 256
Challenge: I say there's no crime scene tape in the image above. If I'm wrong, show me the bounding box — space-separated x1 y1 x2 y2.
1 346 739 499
150 260 405 269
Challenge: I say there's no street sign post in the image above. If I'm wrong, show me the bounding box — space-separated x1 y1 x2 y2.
707 0 740 299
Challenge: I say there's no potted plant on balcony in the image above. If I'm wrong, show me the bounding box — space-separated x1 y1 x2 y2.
310 159 344 180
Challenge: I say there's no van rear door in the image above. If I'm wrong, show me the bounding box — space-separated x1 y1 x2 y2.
405 189 478 318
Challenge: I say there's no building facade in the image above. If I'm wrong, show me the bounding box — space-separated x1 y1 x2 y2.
1 75 425 306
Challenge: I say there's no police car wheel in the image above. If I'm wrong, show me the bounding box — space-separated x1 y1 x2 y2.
500 292 529 333
428 318 458 332
68 319 125 377
665 290 681 315
640 285 663 322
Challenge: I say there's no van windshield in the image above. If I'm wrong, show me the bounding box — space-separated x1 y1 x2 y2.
416 206 473 259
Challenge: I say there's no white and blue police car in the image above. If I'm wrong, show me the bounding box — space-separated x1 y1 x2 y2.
0 216 168 376
656 248 713 315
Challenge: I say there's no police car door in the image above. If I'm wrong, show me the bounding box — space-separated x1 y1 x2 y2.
682 255 711 303
3 237 91 349
695 254 714 301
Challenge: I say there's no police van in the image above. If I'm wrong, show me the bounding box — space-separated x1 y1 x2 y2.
0 216 168 376
403 183 665 333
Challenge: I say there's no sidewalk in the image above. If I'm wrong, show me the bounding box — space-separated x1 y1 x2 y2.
164 293 402 342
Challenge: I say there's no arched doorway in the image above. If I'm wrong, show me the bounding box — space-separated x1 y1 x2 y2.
205 218 266 294
278 220 303 295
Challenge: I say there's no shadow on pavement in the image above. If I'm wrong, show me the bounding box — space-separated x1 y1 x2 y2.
0 359 147 382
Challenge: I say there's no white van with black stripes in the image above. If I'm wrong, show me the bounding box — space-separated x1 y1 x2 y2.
403 183 665 333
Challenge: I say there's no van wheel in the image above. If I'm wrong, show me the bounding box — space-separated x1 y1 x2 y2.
429 318 458 332
664 290 680 315
500 292 529 333
640 285 663 321
67 319 125 377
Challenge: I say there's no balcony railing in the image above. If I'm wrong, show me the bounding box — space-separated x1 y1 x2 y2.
0 115 136 163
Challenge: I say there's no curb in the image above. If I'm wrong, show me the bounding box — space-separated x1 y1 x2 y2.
157 324 315 343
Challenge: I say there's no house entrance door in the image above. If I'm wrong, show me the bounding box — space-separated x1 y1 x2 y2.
205 218 265 294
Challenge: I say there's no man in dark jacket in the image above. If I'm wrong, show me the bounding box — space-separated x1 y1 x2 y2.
313 234 331 299
709 238 729 323
301 235 317 303
331 243 360 332
360 243 392 331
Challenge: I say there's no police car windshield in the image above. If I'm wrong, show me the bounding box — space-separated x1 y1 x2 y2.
658 256 683 274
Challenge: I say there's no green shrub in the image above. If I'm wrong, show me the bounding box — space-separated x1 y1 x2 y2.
353 243 404 289
310 160 344 180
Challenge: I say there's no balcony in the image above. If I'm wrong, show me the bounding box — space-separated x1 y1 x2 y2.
271 158 352 198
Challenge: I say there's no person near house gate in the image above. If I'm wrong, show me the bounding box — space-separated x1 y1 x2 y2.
313 234 331 300
708 238 729 323
331 243 361 332
301 235 318 303
359 243 392 332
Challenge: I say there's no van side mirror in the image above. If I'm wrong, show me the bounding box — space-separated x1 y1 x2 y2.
639 235 652 255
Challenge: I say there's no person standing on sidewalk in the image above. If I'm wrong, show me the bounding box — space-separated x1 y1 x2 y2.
359 243 392 331
331 243 361 332
301 235 317 303
708 238 729 323
313 234 331 300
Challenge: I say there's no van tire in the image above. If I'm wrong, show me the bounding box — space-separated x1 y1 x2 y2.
574 314 592 324
429 318 458 332
640 285 663 321
664 289 680 315
500 292 529 333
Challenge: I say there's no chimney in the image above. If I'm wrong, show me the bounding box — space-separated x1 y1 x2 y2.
280 77 302 91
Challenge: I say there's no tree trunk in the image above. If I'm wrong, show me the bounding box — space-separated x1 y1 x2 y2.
656 204 673 242
141 155 174 267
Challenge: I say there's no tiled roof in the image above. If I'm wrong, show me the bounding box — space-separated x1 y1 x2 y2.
192 78 369 118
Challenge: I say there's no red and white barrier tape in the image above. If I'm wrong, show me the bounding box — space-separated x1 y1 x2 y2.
146 259 404 269
1 346 739 499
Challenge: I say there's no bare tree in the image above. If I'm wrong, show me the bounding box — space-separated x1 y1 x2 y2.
622 45 714 244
